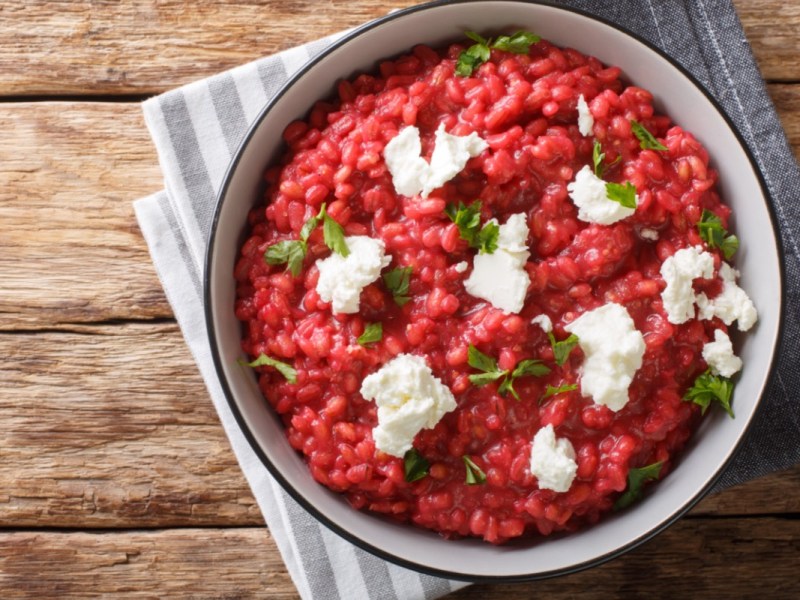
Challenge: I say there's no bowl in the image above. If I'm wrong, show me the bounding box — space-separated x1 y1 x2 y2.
205 0 783 581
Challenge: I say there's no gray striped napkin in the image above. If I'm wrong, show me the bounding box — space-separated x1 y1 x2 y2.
134 1 800 598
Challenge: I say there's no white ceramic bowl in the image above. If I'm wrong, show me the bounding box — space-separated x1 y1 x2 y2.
206 0 783 581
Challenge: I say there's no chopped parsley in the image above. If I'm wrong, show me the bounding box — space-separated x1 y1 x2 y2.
548 332 580 366
592 140 620 178
357 322 383 346
697 209 739 260
541 382 578 402
613 461 664 510
684 369 735 418
631 120 668 151
605 181 638 209
383 266 413 306
468 344 550 401
462 455 487 485
445 200 499 254
238 353 297 384
456 30 540 77
264 203 349 275
403 448 430 482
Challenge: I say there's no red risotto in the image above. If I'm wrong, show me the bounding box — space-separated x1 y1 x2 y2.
234 34 755 543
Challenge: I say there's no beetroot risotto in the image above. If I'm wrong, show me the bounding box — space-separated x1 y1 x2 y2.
233 31 757 543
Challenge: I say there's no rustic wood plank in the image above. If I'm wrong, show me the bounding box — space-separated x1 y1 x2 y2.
0 102 170 328
735 0 800 82
0 322 261 528
0 0 795 98
1 517 798 598
0 528 294 599
1 321 798 528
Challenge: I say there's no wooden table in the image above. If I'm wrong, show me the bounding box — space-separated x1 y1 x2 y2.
1 1 798 597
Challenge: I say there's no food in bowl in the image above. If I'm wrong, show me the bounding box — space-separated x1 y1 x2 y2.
232 30 757 544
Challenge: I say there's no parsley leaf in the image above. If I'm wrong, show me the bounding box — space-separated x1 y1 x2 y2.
238 353 297 384
264 240 307 277
383 266 413 306
357 322 383 346
445 200 499 254
592 140 621 178
322 211 349 257
541 382 578 402
613 461 664 510
605 181 638 209
403 448 430 482
467 343 501 376
456 30 539 77
548 332 580 366
631 120 667 151
684 369 735 418
456 32 491 77
475 219 500 254
468 345 549 400
492 31 540 53
593 140 607 178
264 203 348 275
462 455 487 485
697 209 739 260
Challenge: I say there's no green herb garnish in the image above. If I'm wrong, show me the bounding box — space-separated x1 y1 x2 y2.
468 344 550 401
444 200 499 254
684 369 735 418
383 266 413 306
548 332 580 366
264 240 307 277
238 353 297 384
462 455 487 485
322 209 349 257
613 461 664 510
357 322 383 346
697 209 739 260
605 181 638 209
264 203 348 275
541 383 578 402
592 140 621 178
631 120 667 151
456 30 540 77
403 448 430 482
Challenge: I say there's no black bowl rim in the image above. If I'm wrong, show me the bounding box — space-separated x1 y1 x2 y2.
204 0 786 583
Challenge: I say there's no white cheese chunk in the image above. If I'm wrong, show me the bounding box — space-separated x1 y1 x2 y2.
702 329 743 377
315 236 391 314
531 314 553 333
383 124 487 199
696 263 758 332
659 246 715 325
464 213 531 313
564 303 645 412
530 424 577 493
454 261 468 273
577 94 594 137
360 354 457 458
567 165 638 225
381 126 430 197
640 227 659 241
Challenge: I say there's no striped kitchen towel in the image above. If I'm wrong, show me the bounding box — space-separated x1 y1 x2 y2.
134 1 800 599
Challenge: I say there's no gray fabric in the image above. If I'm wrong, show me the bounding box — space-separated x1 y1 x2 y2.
134 1 800 597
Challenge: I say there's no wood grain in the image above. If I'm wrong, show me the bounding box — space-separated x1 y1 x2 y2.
0 0 795 98
1 321 799 528
0 322 261 528
0 102 170 328
1 517 798 599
